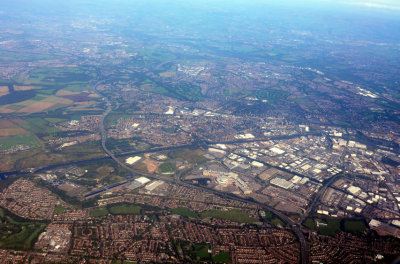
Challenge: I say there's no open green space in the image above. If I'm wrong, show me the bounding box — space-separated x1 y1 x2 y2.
0 134 40 151
304 218 316 231
343 220 366 234
90 207 109 217
200 209 257 223
193 244 211 260
213 251 231 263
254 88 289 104
152 83 203 101
44 117 67 123
54 205 67 215
270 217 285 227
20 117 58 135
167 148 207 164
158 162 176 173
0 208 46 250
24 67 94 86
108 204 142 215
79 159 128 186
264 210 273 219
318 219 341 236
171 207 199 218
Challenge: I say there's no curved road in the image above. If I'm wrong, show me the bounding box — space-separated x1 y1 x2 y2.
91 81 309 264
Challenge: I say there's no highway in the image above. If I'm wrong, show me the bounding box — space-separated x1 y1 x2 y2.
91 82 309 264
0 81 309 264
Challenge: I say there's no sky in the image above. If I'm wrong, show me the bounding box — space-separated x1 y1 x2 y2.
334 0 400 10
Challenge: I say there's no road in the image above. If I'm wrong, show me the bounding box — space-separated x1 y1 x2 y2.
0 81 309 264
90 82 309 264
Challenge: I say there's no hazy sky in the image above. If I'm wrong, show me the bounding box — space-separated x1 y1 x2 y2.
334 0 400 10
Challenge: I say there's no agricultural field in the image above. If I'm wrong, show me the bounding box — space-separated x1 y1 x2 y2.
0 66 99 114
0 120 29 137
0 134 40 151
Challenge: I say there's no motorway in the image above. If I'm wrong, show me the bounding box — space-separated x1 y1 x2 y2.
91 82 309 264
0 81 309 264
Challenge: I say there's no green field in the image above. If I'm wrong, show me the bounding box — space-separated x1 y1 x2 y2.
20 117 57 134
0 135 40 151
200 209 257 223
171 207 199 218
343 220 366 234
0 208 46 250
54 205 67 215
167 148 207 164
158 162 176 173
152 83 203 101
264 210 273 219
271 217 285 227
213 251 231 263
318 219 341 236
255 89 289 104
44 117 67 123
108 204 141 215
193 244 211 260
90 207 109 217
304 218 316 231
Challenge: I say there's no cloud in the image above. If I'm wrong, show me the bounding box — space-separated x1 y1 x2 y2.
346 0 400 10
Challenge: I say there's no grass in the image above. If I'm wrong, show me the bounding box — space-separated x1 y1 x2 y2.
271 217 285 227
19 117 54 134
158 162 176 173
152 83 203 101
255 89 289 104
264 210 273 220
108 204 141 215
213 251 231 263
0 134 40 151
200 209 257 223
193 244 210 260
168 149 207 164
304 218 316 231
343 220 366 234
44 117 67 123
0 209 46 250
318 219 341 236
54 205 67 214
90 207 109 217
171 207 198 218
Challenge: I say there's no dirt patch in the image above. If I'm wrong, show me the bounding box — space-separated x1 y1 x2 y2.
0 128 29 137
0 86 10 97
56 90 81 96
0 107 15 113
142 159 161 173
0 86 9 93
